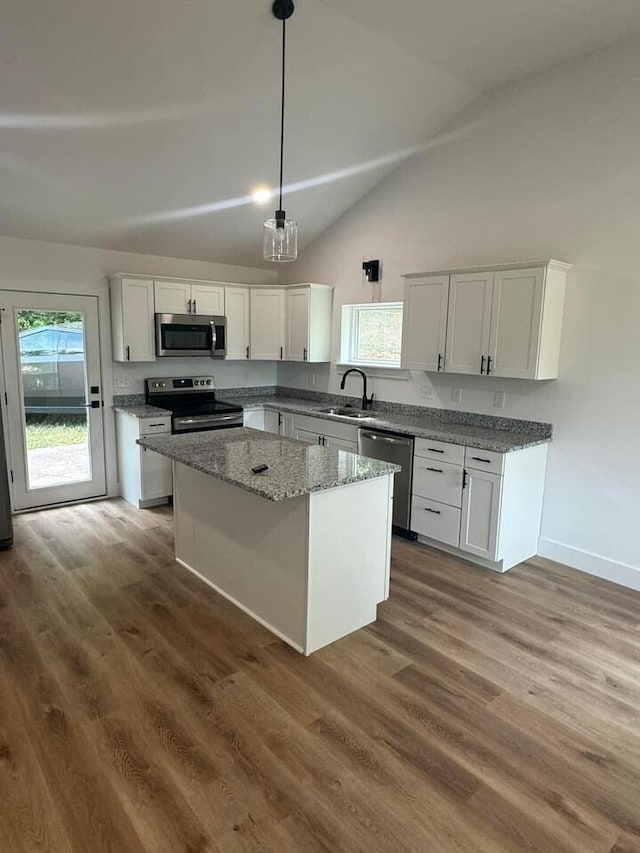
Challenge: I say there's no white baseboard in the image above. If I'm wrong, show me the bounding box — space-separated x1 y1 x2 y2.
538 538 640 592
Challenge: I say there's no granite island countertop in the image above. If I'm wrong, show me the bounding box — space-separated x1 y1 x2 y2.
218 395 552 453
137 427 400 501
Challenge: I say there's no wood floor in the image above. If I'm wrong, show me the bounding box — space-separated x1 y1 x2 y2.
0 500 639 852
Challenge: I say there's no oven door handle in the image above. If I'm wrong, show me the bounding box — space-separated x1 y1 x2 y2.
176 414 240 426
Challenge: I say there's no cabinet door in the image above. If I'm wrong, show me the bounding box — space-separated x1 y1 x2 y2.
279 412 294 438
460 468 502 561
191 284 225 316
488 267 544 379
140 447 172 500
285 288 310 361
154 280 190 314
122 278 155 361
294 427 322 445
445 272 493 375
243 408 266 430
323 436 358 453
225 286 250 360
250 289 285 360
263 410 280 434
401 276 449 371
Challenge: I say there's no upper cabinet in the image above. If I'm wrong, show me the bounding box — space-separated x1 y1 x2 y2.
225 286 251 361
154 280 224 316
445 271 494 376
110 276 155 362
402 260 570 380
285 284 333 363
401 275 450 372
250 288 285 360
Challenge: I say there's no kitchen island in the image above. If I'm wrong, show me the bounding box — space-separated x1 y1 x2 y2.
137 428 399 654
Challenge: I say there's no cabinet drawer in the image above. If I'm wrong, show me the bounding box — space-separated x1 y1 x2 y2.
293 414 358 443
139 417 171 437
411 497 460 547
464 447 504 475
413 458 463 507
414 437 465 466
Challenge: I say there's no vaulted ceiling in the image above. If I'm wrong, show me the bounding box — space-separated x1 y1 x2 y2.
1 0 640 267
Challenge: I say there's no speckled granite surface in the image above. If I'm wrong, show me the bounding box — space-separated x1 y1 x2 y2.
114 402 171 418
137 428 399 501
219 393 552 453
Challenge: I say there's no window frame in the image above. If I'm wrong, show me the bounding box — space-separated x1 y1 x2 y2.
340 301 404 368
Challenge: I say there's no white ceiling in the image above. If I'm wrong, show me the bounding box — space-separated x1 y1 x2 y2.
1 0 639 268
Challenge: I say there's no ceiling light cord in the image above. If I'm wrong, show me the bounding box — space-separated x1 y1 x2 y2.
278 18 286 217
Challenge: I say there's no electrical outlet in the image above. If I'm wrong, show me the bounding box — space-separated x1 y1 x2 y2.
451 387 462 404
113 377 129 388
493 391 506 409
307 373 316 386
421 384 432 400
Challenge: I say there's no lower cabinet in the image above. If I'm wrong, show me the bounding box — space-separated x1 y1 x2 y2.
116 412 172 508
411 438 548 572
292 414 358 452
243 407 294 438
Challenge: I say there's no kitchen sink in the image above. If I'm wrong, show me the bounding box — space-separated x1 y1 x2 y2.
315 406 373 419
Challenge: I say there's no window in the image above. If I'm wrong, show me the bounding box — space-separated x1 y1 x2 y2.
340 302 403 367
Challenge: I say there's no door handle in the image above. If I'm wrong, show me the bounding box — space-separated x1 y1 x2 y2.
246 345 250 359
303 348 307 361
486 356 492 375
126 345 130 361
427 447 444 453
437 353 443 371
480 355 486 375
471 456 492 464
463 469 468 488
425 467 443 473
187 298 192 314
193 299 197 314
209 321 217 357
280 346 283 360
424 507 441 515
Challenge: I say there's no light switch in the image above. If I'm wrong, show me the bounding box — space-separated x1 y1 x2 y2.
451 387 462 404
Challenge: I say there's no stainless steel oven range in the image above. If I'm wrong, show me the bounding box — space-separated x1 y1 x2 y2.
145 376 243 434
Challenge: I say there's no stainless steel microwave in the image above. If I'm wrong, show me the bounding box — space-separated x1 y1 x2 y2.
155 314 227 358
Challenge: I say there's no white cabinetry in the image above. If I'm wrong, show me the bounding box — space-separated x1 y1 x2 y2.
410 438 548 571
110 276 155 362
154 280 224 316
402 260 570 380
285 284 333 362
116 412 172 507
292 414 358 452
225 286 251 360
401 275 449 371
243 407 294 438
250 289 285 360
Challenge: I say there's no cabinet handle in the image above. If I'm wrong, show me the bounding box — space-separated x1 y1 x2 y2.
187 298 192 314
426 467 444 473
486 356 492 375
126 345 130 361
437 353 443 371
193 299 197 314
424 507 441 515
462 469 468 489
303 347 307 361
246 345 250 359
427 447 444 453
480 355 486 375
280 346 283 360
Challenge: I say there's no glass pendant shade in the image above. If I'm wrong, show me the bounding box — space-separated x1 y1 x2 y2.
263 216 298 262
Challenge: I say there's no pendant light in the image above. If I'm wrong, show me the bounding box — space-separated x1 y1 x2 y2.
263 0 298 262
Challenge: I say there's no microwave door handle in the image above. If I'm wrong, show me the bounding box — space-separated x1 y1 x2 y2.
210 321 217 356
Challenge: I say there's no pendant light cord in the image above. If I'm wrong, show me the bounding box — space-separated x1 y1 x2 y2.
279 18 286 213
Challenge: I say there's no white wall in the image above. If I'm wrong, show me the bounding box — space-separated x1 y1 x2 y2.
281 37 640 587
0 235 277 497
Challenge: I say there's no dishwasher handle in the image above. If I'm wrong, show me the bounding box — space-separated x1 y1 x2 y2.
359 430 412 446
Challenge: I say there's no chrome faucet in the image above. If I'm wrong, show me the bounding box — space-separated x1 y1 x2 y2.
340 368 374 411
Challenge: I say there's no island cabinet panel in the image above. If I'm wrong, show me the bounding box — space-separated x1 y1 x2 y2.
174 463 309 651
171 459 394 655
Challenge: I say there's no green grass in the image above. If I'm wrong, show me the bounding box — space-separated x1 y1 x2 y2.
25 416 88 450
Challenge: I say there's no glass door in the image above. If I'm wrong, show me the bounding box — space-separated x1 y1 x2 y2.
0 291 106 510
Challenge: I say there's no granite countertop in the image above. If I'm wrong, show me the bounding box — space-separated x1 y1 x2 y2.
219 395 551 453
114 403 171 418
137 428 400 502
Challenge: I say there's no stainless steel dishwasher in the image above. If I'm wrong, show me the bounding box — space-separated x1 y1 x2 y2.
358 428 415 538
